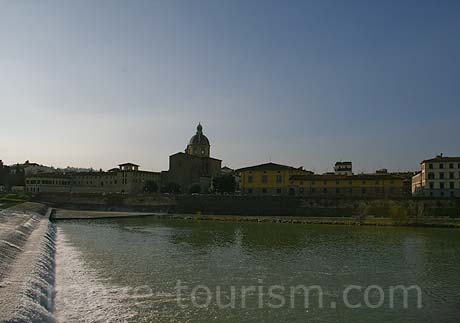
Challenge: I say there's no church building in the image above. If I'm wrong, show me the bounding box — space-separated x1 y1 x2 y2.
164 123 222 192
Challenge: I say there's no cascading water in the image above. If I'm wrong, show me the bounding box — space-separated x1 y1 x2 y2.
0 208 57 323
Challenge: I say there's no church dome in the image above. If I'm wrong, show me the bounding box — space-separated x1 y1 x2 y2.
189 123 210 146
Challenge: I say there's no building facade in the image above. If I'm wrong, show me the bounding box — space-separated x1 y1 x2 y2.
25 163 161 194
289 173 405 197
334 161 353 176
412 155 460 197
165 123 222 192
25 173 73 193
238 162 311 195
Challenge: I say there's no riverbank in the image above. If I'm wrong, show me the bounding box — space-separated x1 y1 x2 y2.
0 202 56 323
52 208 160 220
51 207 460 228
32 193 460 219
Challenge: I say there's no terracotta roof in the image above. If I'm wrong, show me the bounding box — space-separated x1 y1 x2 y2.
118 162 139 167
422 156 460 164
237 162 304 172
335 161 352 165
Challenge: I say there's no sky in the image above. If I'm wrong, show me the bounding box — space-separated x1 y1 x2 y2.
1 0 459 173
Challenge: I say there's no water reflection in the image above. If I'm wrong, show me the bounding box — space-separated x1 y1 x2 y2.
56 217 460 323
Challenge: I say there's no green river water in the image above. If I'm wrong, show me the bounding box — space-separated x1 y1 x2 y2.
54 217 460 323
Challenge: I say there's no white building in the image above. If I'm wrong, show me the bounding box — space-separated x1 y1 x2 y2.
334 161 353 176
412 154 460 198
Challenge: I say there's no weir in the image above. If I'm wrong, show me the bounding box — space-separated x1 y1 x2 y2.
0 203 56 323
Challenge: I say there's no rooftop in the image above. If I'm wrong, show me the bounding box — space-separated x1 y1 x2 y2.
335 161 352 166
422 155 460 164
26 173 72 179
118 162 140 167
237 162 305 172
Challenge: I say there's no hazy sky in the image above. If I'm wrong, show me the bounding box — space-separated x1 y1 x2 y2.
1 0 459 173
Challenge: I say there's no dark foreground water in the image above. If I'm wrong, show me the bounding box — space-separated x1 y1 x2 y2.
55 217 460 323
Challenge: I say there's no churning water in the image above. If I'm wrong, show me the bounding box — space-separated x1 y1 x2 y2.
54 217 460 323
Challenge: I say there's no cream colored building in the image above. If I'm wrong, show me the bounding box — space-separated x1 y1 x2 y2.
334 161 353 176
26 163 161 194
412 154 460 198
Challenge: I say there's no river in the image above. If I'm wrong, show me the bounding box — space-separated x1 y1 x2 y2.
54 217 460 323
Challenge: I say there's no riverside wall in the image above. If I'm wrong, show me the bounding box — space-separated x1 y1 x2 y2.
0 203 56 323
33 193 460 219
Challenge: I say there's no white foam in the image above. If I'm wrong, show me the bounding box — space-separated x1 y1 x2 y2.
54 228 136 323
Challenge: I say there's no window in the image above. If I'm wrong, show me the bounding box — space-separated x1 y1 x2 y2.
262 175 268 183
440 163 444 169
262 188 267 194
439 173 445 180
276 175 282 183
323 188 328 194
428 172 435 180
276 188 281 194
449 163 454 169
362 188 366 194
248 176 253 183
429 182 434 189
429 163 433 169
440 182 445 189
450 182 455 189
450 172 455 179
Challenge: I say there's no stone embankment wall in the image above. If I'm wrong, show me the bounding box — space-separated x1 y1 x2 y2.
34 193 460 219
0 202 56 323
33 192 175 212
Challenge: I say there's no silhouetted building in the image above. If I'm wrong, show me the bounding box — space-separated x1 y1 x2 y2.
164 123 221 193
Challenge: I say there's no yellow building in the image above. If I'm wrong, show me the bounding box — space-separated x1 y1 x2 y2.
237 162 312 195
288 174 405 197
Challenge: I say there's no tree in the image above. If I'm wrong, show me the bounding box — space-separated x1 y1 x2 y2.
161 182 181 194
189 184 201 194
144 180 158 193
213 174 236 194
